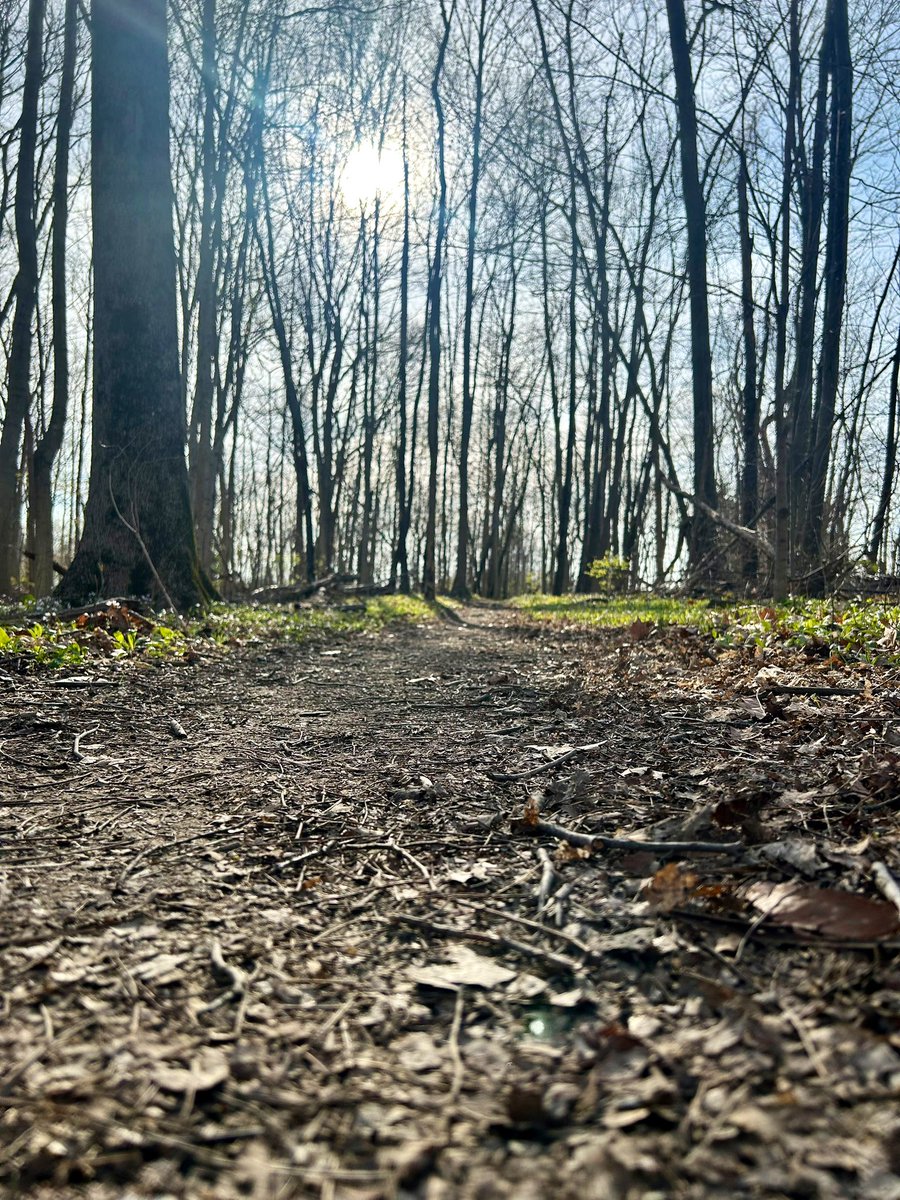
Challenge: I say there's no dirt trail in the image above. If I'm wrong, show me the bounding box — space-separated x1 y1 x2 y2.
1 608 899 1199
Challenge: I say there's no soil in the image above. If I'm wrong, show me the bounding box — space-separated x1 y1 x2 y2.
2 605 899 1200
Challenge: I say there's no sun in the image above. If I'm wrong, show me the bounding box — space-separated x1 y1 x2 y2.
340 142 405 210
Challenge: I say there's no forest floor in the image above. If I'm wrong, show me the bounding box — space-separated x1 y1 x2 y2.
2 601 900 1200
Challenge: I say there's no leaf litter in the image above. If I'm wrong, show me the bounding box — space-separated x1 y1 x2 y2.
0 604 899 1198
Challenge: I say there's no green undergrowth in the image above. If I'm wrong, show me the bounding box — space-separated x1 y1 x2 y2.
512 593 900 666
0 594 435 672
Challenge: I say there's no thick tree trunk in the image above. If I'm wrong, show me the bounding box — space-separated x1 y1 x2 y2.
773 0 800 601
666 0 718 569
451 0 487 600
805 0 852 568
59 0 209 609
423 7 452 602
0 0 44 591
32 0 77 596
189 0 218 573
788 10 829 535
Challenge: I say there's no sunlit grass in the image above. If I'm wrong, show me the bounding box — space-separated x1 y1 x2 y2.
510 593 710 627
511 593 900 665
0 593 436 671
198 594 434 646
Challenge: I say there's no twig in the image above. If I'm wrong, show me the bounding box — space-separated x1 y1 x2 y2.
489 740 607 782
548 881 575 928
523 818 744 857
388 911 579 974
872 861 900 921
536 846 557 917
660 474 775 558
454 896 595 960
759 684 863 698
446 989 466 1106
108 477 181 618
386 838 434 888
196 939 248 1015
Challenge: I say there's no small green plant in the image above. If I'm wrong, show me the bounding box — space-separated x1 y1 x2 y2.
112 629 140 655
0 626 24 654
0 593 437 673
586 554 630 594
511 592 900 665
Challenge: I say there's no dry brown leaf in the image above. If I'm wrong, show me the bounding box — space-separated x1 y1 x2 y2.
744 880 900 940
641 863 699 912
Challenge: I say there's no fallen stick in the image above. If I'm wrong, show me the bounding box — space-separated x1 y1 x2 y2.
759 684 863 698
536 846 558 916
523 818 744 858
388 910 579 974
489 740 607 782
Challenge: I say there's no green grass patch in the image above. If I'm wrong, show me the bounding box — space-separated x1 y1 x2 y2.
0 593 435 672
511 593 900 665
511 593 711 627
198 594 434 646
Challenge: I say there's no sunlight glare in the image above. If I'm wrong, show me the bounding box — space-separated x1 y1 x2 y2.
340 142 404 209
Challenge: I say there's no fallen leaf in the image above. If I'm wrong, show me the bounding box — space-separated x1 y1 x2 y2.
407 945 516 991
757 838 824 876
641 863 699 912
744 881 900 940
132 952 188 983
392 1032 443 1072
153 1047 229 1093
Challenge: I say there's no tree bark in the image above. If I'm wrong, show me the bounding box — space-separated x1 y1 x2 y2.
868 322 900 567
32 0 77 596
0 0 44 590
666 0 718 569
391 83 412 594
737 147 759 585
451 0 487 599
423 4 453 602
59 0 210 609
189 0 218 573
804 0 852 569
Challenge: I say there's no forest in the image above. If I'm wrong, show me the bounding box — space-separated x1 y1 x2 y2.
0 0 897 605
3 3 900 1199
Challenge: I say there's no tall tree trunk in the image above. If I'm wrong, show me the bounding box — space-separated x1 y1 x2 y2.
737 147 759 586
552 180 578 595
773 0 800 600
788 8 829 539
32 0 77 595
392 84 411 593
423 4 452 602
358 204 380 586
60 0 209 608
0 0 44 590
189 0 218 573
666 0 717 569
868 322 900 567
805 0 852 571
451 0 487 599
